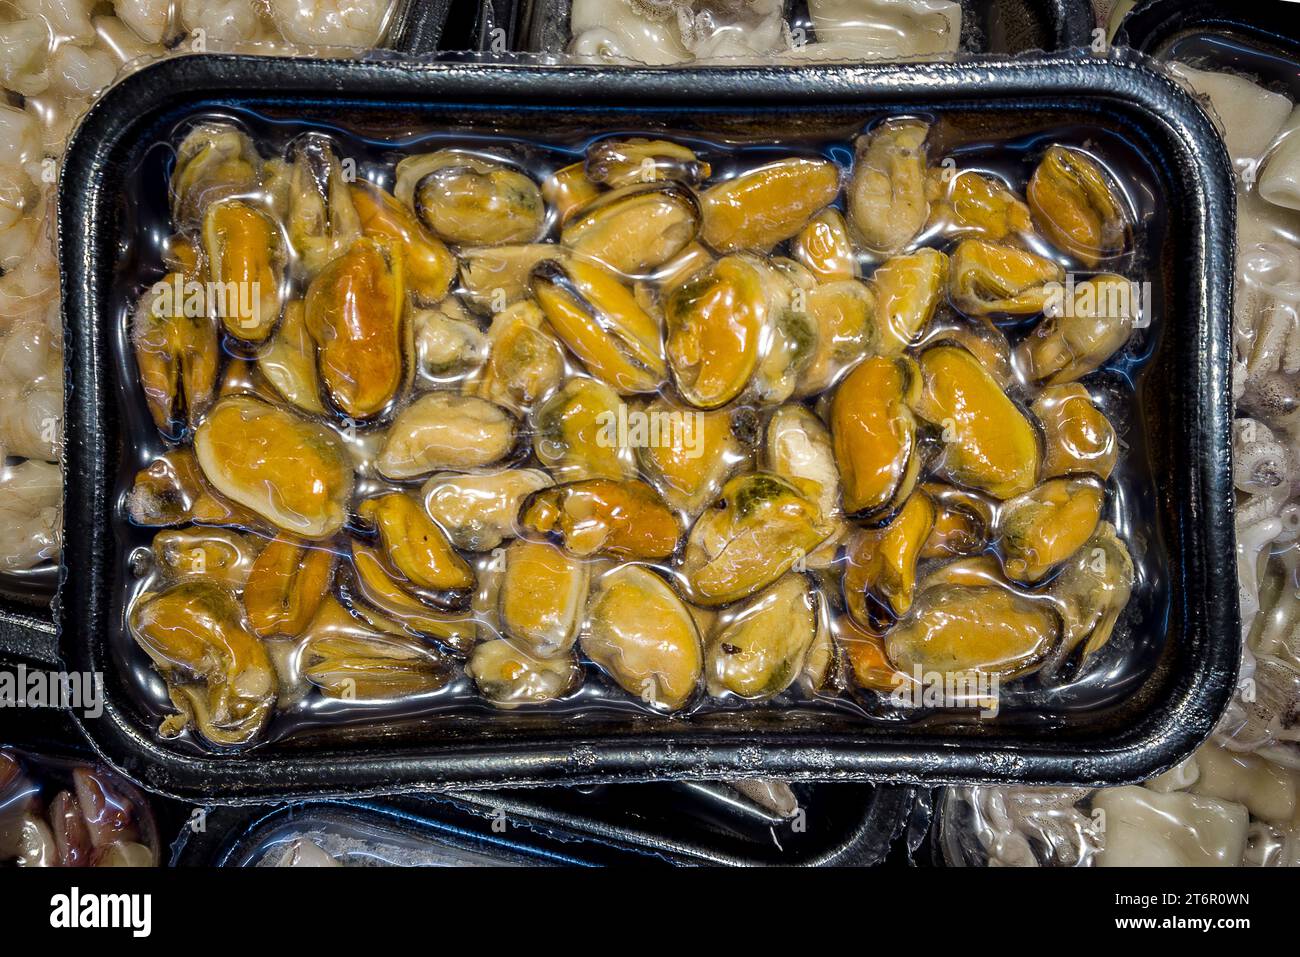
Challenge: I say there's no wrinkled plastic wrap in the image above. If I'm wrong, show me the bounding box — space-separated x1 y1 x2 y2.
0 0 408 603
935 3 1300 868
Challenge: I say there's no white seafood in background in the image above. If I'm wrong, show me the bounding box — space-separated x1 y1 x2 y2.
1092 788 1250 867
268 0 392 48
569 0 693 63
803 0 960 58
0 317 62 462
676 0 785 60
1260 107 1300 213
113 0 174 45
1169 63 1293 175
569 0 963 64
945 787 1100 867
0 460 60 571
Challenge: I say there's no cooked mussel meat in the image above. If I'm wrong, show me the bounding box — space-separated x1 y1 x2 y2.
706 574 818 701
129 580 276 746
519 478 680 560
304 237 407 420
193 395 354 539
397 151 545 246
581 564 702 711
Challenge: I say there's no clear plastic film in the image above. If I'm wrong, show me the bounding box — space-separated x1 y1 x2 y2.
0 0 413 607
110 89 1167 752
933 5 1300 869
0 746 160 867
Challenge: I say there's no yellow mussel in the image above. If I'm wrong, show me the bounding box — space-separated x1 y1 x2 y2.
396 151 545 246
914 344 1040 499
358 492 476 608
243 536 336 639
132 272 220 436
151 528 263 590
561 182 700 278
465 299 565 414
193 395 354 539
1031 383 1118 480
796 279 877 396
700 157 841 253
585 137 710 189
848 118 930 255
636 397 747 517
519 478 680 560
1016 274 1139 385
285 134 362 278
706 574 818 701
532 376 635 482
531 256 668 394
681 472 831 606
664 254 770 409
830 355 922 517
377 392 518 480
422 468 553 553
792 208 858 283
466 639 582 707
997 477 1105 584
499 538 590 657
948 238 1064 316
843 491 936 631
202 199 285 342
872 248 948 353
300 596 454 700
1027 146 1129 267
925 166 1032 242
581 564 702 712
304 237 407 420
129 580 276 747
351 180 456 305
256 300 325 415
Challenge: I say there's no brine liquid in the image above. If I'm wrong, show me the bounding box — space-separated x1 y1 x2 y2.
107 99 1170 755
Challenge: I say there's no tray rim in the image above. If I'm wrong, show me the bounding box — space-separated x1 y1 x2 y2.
57 52 1238 801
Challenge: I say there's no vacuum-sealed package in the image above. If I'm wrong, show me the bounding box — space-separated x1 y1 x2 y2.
0 0 439 626
488 0 1093 63
0 746 161 866
114 91 1159 749
933 0 1300 868
45 53 1233 804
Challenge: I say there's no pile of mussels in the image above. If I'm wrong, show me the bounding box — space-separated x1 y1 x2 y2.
123 118 1142 747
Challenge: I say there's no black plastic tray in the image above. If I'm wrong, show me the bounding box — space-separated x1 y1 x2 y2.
55 53 1236 802
461 0 1095 57
170 783 915 866
1115 0 1300 62
386 0 457 52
